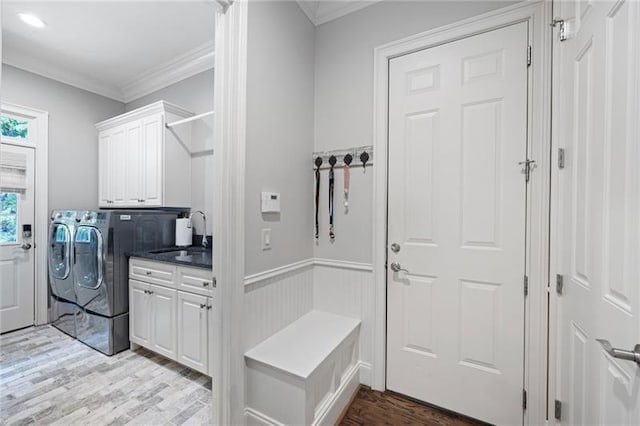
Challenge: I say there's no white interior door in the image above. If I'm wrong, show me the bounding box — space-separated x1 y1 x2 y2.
387 22 529 425
554 0 640 424
0 144 35 333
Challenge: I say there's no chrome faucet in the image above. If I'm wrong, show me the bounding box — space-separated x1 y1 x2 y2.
188 210 208 248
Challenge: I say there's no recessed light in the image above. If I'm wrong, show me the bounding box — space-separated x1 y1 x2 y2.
17 12 46 28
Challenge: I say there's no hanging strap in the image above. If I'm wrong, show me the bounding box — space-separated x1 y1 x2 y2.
343 163 350 211
329 166 335 240
315 166 321 239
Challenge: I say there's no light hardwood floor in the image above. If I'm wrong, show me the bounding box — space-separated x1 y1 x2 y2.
0 325 212 425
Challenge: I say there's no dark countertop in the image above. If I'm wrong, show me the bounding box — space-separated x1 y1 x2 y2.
128 246 213 270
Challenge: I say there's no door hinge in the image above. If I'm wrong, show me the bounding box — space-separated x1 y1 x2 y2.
558 148 566 169
524 275 529 296
523 389 527 410
554 399 562 420
551 18 569 41
519 159 537 183
527 45 532 66
556 274 564 295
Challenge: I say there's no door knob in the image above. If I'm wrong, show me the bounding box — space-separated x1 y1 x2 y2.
390 262 409 273
21 243 32 250
390 243 401 253
596 339 640 366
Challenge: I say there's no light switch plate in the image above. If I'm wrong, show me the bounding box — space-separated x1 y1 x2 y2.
261 228 272 250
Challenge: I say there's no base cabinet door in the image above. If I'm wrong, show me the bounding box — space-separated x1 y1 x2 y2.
177 291 208 374
129 280 151 347
150 284 177 360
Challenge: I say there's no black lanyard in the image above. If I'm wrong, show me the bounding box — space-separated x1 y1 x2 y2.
329 165 335 240
315 165 321 239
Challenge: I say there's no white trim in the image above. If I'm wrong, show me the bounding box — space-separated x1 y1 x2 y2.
245 407 283 426
3 46 126 102
296 0 382 26
244 259 314 286
121 41 215 103
212 1 248 424
372 2 552 425
3 41 215 104
95 100 193 131
244 258 373 286
244 361 364 426
313 258 374 272
1 102 49 327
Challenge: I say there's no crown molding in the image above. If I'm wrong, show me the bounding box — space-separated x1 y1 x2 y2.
2 40 215 104
2 45 126 102
95 100 193 131
296 0 382 26
121 41 215 103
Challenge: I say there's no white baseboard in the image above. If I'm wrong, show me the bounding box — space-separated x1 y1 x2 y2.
358 361 373 387
245 407 284 426
245 361 367 426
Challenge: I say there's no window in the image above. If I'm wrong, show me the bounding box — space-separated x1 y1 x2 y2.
1 116 29 139
0 192 18 244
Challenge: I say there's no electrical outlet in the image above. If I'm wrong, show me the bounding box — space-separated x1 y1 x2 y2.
261 228 272 250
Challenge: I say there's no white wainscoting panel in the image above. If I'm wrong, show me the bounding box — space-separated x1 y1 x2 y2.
313 259 374 385
244 263 314 350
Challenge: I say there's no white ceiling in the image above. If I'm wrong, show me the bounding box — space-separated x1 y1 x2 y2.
296 0 382 26
1 1 216 103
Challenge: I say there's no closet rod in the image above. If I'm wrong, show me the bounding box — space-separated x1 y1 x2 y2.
165 111 215 128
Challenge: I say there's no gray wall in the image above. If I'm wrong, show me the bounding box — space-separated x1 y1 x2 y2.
313 0 516 263
126 70 215 234
1 64 125 210
245 1 315 275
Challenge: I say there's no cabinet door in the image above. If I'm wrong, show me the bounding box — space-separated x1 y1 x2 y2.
98 131 111 207
177 291 209 374
141 114 163 206
150 283 177 360
129 280 151 347
124 120 143 205
110 127 127 206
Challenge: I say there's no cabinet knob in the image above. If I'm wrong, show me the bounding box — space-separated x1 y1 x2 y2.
203 282 210 287
200 303 207 309
207 305 212 310
148 290 154 295
146 271 152 275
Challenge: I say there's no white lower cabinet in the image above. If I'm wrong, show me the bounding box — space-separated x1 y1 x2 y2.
129 280 151 347
150 284 178 360
129 258 214 376
177 291 211 374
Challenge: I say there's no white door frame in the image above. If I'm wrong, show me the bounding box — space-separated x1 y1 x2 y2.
371 1 553 423
211 0 248 425
1 102 49 328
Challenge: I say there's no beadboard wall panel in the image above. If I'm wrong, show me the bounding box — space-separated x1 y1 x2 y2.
244 266 314 350
313 262 374 383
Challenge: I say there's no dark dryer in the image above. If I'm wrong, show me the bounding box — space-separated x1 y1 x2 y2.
49 209 177 355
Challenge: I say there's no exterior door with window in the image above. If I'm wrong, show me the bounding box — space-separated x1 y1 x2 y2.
0 143 35 333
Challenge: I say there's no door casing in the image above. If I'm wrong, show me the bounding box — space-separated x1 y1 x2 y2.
372 2 553 424
1 103 49 328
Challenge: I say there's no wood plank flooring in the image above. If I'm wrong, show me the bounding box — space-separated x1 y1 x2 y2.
0 325 211 425
340 386 484 426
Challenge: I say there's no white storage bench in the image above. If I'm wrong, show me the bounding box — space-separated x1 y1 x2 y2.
245 311 361 426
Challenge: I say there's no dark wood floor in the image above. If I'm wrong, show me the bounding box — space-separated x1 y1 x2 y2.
339 387 484 426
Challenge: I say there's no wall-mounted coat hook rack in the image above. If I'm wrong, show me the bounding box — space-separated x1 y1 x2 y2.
312 146 374 170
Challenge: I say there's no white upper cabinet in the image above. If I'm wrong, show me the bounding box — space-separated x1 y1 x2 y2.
96 101 193 208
